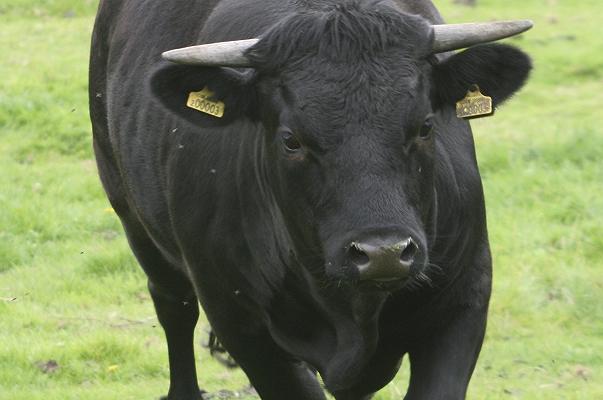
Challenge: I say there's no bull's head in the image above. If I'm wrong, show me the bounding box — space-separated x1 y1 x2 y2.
152 3 531 292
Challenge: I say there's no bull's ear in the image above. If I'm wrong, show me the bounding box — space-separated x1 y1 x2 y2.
150 63 257 127
432 43 532 110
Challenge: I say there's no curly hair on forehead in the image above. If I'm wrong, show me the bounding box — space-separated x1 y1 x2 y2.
244 0 433 72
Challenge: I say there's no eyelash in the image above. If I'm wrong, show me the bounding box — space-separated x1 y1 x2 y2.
418 115 434 140
282 131 302 153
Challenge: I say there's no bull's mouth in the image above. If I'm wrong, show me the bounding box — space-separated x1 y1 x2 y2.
356 277 409 292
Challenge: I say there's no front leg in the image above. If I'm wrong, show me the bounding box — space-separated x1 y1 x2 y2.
405 306 488 400
212 326 328 400
149 280 203 400
194 269 328 400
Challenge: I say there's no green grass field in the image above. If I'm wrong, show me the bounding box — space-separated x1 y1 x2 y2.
1 0 602 398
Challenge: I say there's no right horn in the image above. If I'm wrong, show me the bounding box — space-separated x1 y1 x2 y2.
162 38 259 66
432 20 533 53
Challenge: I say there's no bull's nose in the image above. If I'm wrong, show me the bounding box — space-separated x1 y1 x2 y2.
346 237 418 282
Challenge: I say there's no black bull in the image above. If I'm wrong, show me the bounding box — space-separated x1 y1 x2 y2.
89 0 531 398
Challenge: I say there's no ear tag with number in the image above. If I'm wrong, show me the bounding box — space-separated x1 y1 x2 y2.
187 87 225 118
456 85 493 120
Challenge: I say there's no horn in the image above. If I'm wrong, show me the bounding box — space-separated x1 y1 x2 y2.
432 20 533 53
161 20 532 65
162 38 259 66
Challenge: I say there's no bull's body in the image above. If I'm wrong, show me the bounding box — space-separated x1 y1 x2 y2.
90 0 530 398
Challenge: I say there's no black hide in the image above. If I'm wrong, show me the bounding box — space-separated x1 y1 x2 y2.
89 0 531 399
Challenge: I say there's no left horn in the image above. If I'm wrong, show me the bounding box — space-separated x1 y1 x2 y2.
161 20 533 65
432 20 533 53
161 38 259 66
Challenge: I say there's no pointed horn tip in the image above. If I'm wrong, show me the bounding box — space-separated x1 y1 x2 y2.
161 50 177 62
493 19 535 36
487 19 534 35
507 19 534 32
161 49 192 63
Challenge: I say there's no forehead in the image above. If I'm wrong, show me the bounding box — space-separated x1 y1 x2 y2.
248 1 434 72
282 55 424 107
275 59 429 137
248 1 434 130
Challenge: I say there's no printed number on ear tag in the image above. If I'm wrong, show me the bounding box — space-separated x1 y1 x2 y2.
187 87 225 118
456 85 493 120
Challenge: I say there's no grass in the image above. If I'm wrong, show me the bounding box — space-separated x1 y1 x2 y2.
0 0 601 399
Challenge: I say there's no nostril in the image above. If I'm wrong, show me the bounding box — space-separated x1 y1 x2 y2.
348 243 370 266
400 238 418 264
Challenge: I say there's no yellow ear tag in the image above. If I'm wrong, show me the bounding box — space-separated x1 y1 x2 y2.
456 85 493 119
187 87 225 118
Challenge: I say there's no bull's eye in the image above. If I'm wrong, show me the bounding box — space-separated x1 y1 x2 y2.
282 131 302 154
419 115 435 140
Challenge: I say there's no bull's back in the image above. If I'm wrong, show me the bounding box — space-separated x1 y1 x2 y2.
89 0 222 262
